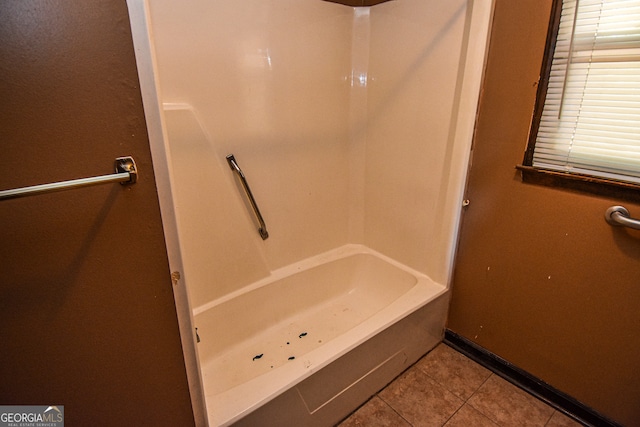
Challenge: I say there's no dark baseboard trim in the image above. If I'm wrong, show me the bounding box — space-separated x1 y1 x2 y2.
443 330 623 427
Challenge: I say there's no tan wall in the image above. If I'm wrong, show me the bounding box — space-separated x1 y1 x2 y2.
0 1 194 425
448 1 640 426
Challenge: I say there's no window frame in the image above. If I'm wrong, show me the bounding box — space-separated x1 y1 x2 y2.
519 0 640 203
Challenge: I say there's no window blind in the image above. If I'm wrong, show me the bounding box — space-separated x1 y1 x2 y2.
533 0 640 184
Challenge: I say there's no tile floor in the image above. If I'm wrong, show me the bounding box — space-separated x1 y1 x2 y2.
337 343 584 427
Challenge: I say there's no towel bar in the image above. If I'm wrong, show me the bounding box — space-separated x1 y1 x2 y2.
0 156 137 201
605 205 640 230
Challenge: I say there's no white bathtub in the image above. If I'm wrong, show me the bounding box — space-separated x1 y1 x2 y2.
195 244 447 426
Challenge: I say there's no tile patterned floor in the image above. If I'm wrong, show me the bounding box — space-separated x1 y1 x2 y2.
337 343 584 427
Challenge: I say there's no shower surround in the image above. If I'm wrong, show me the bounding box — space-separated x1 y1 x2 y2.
127 0 494 425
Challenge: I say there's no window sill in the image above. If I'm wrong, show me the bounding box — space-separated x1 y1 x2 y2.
516 165 640 203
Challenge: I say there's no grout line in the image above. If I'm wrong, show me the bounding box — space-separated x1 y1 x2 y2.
464 373 505 426
406 344 490 426
383 343 487 427
417 346 476 403
543 410 557 427
416 370 467 427
376 393 415 427
440 404 463 427
469 372 493 402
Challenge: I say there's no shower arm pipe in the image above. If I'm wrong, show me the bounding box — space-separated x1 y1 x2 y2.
226 154 269 240
605 205 640 230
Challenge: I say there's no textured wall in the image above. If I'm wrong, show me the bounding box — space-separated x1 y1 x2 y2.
448 1 640 425
0 1 195 425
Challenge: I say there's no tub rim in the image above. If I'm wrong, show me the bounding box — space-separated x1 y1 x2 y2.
193 243 434 315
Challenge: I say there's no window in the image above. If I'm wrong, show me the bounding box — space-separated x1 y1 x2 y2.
521 0 640 199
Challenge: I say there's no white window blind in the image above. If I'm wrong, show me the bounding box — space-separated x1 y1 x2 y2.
533 0 640 184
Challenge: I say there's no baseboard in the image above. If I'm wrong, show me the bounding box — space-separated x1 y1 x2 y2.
443 330 623 427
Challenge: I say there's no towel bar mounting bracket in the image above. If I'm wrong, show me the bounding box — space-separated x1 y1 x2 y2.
116 156 138 184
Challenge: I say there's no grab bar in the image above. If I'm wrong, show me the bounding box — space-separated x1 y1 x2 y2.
226 154 269 240
605 205 640 230
0 156 138 201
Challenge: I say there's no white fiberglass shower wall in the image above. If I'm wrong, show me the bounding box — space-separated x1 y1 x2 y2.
128 0 492 424
146 0 484 304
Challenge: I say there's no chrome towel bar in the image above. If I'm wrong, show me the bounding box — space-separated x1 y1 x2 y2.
226 154 269 240
605 205 640 230
0 156 137 201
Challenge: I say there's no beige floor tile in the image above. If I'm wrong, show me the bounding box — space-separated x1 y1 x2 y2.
467 374 554 427
337 396 411 427
416 344 492 400
444 404 500 427
379 365 464 427
545 410 584 427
